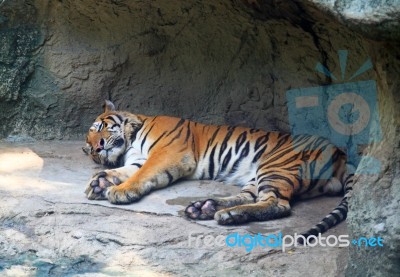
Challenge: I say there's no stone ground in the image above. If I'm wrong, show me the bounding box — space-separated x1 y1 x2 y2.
0 140 349 277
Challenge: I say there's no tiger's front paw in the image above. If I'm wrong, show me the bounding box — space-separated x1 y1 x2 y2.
106 184 141 204
85 170 122 200
214 208 249 225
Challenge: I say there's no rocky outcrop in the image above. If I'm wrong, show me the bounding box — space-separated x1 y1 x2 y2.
345 44 400 276
0 0 399 276
313 0 400 40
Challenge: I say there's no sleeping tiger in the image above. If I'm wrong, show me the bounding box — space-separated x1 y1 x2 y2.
83 100 353 239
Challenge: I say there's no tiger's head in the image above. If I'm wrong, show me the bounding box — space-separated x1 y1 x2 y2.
82 100 128 167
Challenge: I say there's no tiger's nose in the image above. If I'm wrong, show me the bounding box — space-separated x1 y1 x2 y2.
95 139 105 152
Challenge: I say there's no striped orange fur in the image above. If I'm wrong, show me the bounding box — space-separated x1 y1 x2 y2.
84 100 353 240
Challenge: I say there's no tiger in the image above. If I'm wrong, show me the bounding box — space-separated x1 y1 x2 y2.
83 100 353 240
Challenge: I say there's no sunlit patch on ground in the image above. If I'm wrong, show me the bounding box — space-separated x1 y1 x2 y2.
0 148 43 175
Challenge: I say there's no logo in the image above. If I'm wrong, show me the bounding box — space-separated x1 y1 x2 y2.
286 50 382 174
187 232 384 252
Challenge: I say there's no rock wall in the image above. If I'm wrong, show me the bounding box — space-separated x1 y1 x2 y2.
0 0 378 140
345 42 400 276
0 0 399 276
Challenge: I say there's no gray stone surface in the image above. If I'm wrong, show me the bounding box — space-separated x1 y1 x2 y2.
345 47 400 277
0 141 349 276
311 0 400 40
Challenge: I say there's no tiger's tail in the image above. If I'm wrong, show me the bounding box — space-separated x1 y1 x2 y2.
298 173 354 243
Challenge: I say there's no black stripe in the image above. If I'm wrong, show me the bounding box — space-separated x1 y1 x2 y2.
230 141 250 172
257 184 290 201
242 190 257 201
115 114 123 122
148 131 167 152
220 148 232 173
129 123 143 142
164 127 184 147
281 163 302 171
259 174 295 188
167 118 185 136
335 206 348 215
184 122 191 144
264 150 302 168
219 128 235 162
250 128 260 134
263 137 306 165
191 135 197 163
303 149 327 193
252 145 267 163
330 212 342 222
256 170 273 181
240 141 250 158
131 163 143 168
316 223 327 233
322 216 335 226
105 115 117 122
141 125 155 152
208 145 217 179
106 114 123 123
255 134 269 151
166 170 174 184
272 134 290 151
258 135 291 168
235 131 247 153
308 228 320 236
114 138 124 147
314 149 338 180
203 127 221 158
315 160 334 180
139 122 154 140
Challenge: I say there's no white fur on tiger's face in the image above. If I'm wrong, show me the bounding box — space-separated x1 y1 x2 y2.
83 100 354 242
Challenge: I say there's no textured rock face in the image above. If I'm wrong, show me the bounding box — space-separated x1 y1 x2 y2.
345 45 400 276
0 0 382 139
312 0 400 40
0 0 399 276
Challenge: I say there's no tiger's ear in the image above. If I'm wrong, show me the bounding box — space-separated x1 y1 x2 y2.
103 100 116 112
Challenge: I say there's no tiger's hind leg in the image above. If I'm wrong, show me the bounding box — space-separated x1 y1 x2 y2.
215 179 293 225
185 179 258 220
